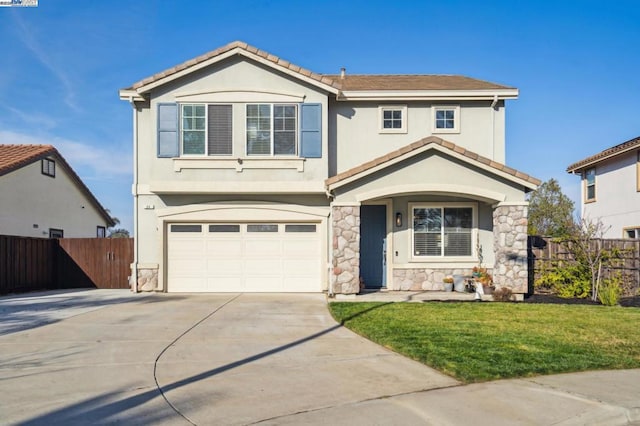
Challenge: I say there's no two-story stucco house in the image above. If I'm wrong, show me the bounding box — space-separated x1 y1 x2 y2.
567 136 640 239
0 144 115 238
119 41 539 297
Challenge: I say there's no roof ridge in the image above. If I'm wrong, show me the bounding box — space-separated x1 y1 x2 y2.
127 40 342 92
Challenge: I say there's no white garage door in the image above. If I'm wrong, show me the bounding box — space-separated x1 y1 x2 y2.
167 223 322 292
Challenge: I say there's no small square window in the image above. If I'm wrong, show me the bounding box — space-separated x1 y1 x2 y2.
97 226 106 238
41 159 55 177
49 228 63 238
379 105 407 134
432 106 460 134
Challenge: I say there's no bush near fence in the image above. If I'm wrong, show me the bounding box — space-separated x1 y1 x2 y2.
528 236 640 296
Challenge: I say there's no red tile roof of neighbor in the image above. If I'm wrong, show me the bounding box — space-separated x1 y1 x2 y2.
566 136 640 173
0 144 56 176
0 144 115 227
325 136 541 188
124 40 514 93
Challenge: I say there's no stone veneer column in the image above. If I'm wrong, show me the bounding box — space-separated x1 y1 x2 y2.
493 204 528 293
136 267 158 292
331 205 360 294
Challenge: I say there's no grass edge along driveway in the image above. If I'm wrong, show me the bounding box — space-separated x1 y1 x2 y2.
328 302 640 383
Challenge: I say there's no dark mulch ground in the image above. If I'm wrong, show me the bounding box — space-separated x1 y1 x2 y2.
525 293 640 308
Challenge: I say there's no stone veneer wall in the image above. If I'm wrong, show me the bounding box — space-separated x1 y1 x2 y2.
493 204 528 292
331 206 360 294
393 268 484 291
136 267 158 292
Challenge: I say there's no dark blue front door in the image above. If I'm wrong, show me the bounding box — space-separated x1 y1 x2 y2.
360 205 387 289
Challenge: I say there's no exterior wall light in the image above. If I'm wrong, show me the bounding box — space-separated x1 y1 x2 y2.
395 212 402 227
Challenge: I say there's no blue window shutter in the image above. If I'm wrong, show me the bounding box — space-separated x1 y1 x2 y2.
157 103 179 158
300 103 322 158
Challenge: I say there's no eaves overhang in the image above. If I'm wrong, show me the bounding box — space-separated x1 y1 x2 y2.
336 88 519 102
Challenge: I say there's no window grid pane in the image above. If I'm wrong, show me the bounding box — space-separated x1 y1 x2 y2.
247 104 272 155
382 108 402 130
274 104 297 155
182 104 206 155
435 108 455 129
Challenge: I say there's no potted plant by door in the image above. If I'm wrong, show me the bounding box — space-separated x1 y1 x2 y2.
443 276 454 292
473 267 495 294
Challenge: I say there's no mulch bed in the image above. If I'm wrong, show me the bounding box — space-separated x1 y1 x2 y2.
525 293 640 308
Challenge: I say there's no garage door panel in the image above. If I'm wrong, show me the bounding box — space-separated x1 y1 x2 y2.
207 239 242 255
244 239 282 256
168 222 321 293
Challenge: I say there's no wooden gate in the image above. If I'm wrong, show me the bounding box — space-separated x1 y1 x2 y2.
57 238 133 289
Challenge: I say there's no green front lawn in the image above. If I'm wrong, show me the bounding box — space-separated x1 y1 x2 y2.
329 302 640 383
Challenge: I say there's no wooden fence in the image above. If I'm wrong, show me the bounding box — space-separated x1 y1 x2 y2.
528 236 640 295
0 235 133 295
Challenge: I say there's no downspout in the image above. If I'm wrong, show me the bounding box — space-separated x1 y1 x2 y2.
490 95 498 160
129 96 139 293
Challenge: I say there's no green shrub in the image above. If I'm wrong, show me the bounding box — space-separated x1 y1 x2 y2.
598 274 622 306
535 262 591 298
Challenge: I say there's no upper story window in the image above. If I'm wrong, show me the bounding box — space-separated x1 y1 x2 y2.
432 105 460 134
379 105 407 134
181 104 232 156
584 168 596 202
246 104 297 156
41 158 55 177
156 102 321 159
412 203 475 259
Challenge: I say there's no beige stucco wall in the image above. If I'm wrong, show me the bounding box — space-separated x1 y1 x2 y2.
581 152 640 238
331 150 526 203
0 159 109 238
136 56 330 189
329 100 505 175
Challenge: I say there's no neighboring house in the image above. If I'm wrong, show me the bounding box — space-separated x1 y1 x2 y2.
567 136 640 239
0 144 115 238
119 41 539 296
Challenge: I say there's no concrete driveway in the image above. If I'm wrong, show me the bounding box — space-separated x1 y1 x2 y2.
1 290 639 425
0 290 456 425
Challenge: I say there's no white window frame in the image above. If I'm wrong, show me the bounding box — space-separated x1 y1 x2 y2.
584 167 596 203
623 227 640 239
432 105 460 134
180 103 233 157
409 202 477 262
246 103 298 156
378 105 407 134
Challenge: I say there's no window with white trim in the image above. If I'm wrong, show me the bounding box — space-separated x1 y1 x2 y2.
412 204 475 258
181 104 233 156
379 105 407 133
432 105 460 133
41 159 55 177
246 104 297 156
584 168 596 202
624 227 640 239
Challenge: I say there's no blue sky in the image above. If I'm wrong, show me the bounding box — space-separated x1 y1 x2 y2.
1 0 639 232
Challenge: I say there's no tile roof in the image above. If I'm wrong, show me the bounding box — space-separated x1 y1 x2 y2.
124 40 514 94
566 136 640 172
127 40 340 92
0 144 115 227
0 144 56 176
325 136 540 188
324 74 514 91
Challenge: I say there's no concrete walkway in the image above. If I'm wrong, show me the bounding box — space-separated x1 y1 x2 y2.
0 290 638 425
